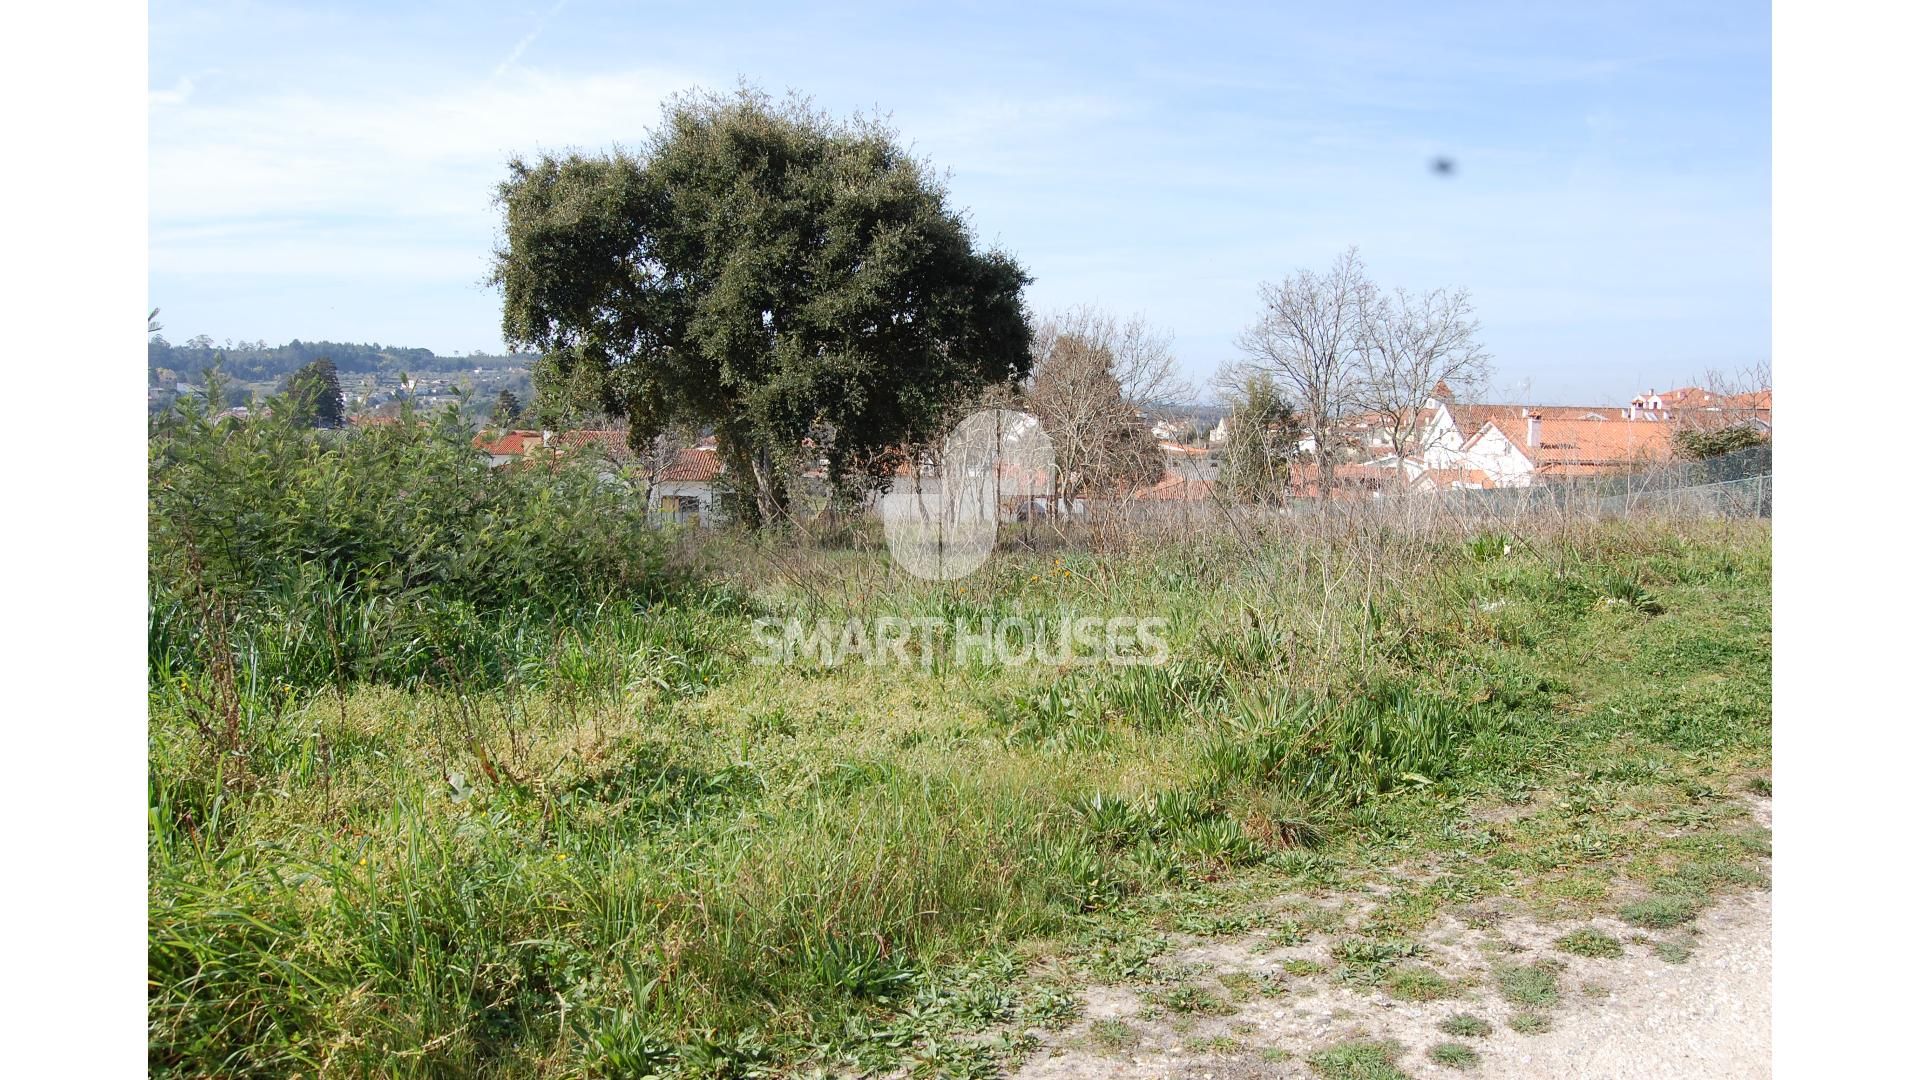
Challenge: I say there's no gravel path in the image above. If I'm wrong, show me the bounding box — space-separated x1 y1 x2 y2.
1474 889 1769 1079
1011 887 1770 1080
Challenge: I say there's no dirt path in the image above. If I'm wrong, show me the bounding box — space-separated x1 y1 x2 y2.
1012 812 1771 1079
1473 890 1769 1079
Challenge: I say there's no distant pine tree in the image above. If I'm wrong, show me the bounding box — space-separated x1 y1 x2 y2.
490 388 524 429
286 358 345 428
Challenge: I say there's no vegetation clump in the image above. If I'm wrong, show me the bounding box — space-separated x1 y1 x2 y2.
1622 895 1703 929
1439 1013 1493 1038
1554 928 1625 958
1309 1038 1411 1080
1429 1041 1481 1069
1494 961 1562 1009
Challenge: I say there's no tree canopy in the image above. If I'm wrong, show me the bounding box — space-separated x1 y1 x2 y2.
1026 310 1171 503
1220 370 1298 503
284 358 345 428
490 388 524 429
491 88 1033 524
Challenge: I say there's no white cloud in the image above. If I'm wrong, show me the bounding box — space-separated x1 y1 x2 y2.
492 0 572 80
149 76 193 108
149 67 696 275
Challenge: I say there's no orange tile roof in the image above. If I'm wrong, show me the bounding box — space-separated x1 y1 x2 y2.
1658 386 1773 413
553 429 637 461
1447 403 1624 431
473 430 546 456
658 446 722 483
1417 467 1495 490
1131 472 1215 502
1469 416 1674 473
1288 463 1391 499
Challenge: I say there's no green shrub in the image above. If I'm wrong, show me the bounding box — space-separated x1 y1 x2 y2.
149 399 685 693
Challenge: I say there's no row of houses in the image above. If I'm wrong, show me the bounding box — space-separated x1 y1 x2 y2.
473 380 1771 522
1191 381 1770 497
1403 381 1770 492
474 429 726 524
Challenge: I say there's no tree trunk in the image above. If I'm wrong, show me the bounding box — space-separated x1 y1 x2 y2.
1317 422 1337 497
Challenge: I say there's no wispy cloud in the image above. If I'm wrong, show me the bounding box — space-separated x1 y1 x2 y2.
149 76 193 107
492 0 571 80
150 67 692 261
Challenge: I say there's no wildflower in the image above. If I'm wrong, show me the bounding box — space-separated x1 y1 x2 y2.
554 852 569 862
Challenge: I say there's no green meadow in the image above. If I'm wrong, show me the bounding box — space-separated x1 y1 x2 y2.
149 409 1770 1077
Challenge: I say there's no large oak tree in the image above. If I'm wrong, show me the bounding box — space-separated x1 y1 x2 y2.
492 89 1033 524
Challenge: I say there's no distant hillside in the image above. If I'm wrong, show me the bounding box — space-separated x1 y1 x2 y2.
148 336 536 385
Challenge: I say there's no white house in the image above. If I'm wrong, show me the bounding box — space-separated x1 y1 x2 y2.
649 445 724 525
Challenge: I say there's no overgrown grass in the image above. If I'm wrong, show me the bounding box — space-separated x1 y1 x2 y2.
150 511 1771 1076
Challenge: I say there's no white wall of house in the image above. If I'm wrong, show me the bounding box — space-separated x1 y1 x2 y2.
1161 447 1219 482
1457 425 1536 487
649 480 720 525
1419 399 1471 468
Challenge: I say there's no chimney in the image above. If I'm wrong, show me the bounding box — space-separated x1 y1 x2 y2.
1526 412 1542 448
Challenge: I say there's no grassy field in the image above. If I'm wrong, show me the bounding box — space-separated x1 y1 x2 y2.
149 514 1770 1077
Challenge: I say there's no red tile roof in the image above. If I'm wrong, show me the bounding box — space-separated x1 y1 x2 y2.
1130 472 1215 502
474 430 546 457
1416 467 1495 490
1468 416 1675 474
553 429 635 461
1288 463 1391 499
1658 386 1773 413
658 446 722 483
1447 403 1624 431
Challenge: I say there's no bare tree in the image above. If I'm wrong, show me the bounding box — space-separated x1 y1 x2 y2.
1027 308 1188 510
1668 362 1772 462
1671 362 1772 433
1353 285 1490 471
629 426 698 510
1235 247 1374 495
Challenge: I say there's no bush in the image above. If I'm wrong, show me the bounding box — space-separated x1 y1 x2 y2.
149 397 681 693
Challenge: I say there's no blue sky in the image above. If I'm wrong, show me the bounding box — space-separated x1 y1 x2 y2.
149 0 1768 402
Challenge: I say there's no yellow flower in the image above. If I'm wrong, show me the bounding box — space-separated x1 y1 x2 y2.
554 852 569 862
